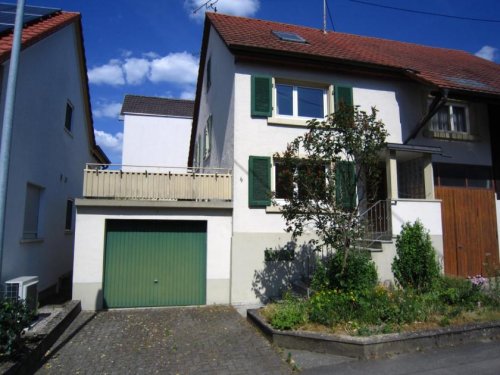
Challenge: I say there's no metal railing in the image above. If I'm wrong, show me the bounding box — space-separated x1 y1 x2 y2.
359 199 392 242
83 164 232 201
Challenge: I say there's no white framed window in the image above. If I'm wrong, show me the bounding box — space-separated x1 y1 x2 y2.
23 183 43 240
273 159 328 202
275 83 328 119
430 102 469 133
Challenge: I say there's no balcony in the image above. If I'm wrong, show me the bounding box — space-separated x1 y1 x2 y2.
82 164 232 202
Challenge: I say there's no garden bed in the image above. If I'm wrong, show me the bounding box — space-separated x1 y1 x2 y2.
248 308 500 359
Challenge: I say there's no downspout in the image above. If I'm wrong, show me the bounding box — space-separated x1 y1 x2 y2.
403 89 448 144
0 0 25 283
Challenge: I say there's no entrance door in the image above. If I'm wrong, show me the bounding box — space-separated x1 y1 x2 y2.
103 220 207 308
436 187 499 277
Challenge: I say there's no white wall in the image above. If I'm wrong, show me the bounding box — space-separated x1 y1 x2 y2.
122 114 191 172
231 64 412 234
194 26 235 171
73 205 232 309
0 23 98 291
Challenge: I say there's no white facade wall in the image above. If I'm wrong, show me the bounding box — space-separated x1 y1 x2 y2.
194 27 235 171
73 205 233 310
122 114 191 172
0 24 98 291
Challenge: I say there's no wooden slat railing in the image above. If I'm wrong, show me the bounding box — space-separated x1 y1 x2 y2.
83 165 232 201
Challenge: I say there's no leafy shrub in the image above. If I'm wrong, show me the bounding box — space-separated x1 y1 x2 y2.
0 298 35 357
269 294 308 330
310 260 329 291
392 221 440 292
327 249 378 292
309 289 359 326
436 276 484 308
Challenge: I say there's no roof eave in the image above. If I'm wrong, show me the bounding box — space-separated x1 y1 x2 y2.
188 15 212 167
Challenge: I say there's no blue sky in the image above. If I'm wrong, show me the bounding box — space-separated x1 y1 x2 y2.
26 0 500 163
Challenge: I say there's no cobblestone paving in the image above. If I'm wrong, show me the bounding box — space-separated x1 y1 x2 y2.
36 306 292 374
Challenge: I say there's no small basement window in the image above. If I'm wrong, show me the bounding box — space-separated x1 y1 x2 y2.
272 30 307 43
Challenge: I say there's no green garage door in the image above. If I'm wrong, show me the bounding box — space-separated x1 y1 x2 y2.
103 220 207 308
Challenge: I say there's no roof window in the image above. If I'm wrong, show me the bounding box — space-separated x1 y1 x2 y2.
272 30 307 43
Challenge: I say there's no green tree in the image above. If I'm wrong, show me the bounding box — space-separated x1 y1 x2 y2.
392 220 441 292
275 104 387 274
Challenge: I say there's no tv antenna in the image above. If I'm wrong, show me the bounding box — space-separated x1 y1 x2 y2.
193 0 219 15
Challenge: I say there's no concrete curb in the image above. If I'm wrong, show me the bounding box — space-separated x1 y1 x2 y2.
247 309 500 359
1 300 81 374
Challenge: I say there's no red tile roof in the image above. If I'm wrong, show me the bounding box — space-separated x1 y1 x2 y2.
0 11 78 64
207 13 500 97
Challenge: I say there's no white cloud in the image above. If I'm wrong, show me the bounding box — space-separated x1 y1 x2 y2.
475 45 498 62
88 52 199 87
94 130 123 153
88 63 125 85
185 0 260 20
180 88 196 100
123 58 150 85
149 52 199 84
93 102 123 119
143 51 160 59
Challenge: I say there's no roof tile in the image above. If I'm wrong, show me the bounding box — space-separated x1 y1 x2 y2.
0 11 79 63
207 13 500 96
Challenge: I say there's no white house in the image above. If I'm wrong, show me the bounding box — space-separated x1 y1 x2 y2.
0 7 108 300
73 13 500 310
121 95 194 172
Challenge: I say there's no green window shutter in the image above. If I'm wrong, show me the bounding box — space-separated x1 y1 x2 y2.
335 161 356 210
249 156 271 207
334 86 353 111
251 75 272 117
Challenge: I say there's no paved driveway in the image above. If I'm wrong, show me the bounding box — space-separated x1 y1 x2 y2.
36 306 291 374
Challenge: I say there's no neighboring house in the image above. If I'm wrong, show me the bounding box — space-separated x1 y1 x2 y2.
73 12 500 310
0 6 108 300
121 95 194 172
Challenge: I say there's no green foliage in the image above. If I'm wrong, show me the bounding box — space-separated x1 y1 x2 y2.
269 293 308 330
264 247 295 262
275 105 388 269
436 276 484 308
310 261 329 291
327 250 378 292
392 221 440 292
0 298 35 357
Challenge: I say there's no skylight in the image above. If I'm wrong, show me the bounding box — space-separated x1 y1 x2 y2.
272 30 307 44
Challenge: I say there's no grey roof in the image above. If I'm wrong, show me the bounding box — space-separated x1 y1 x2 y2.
121 95 194 118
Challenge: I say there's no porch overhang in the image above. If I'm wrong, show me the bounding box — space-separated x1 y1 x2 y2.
386 143 442 155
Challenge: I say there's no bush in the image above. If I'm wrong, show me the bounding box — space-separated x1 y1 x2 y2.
0 298 35 357
268 294 308 330
392 221 440 292
327 249 378 292
436 276 485 308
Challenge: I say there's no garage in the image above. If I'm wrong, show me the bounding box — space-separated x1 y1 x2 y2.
103 220 207 308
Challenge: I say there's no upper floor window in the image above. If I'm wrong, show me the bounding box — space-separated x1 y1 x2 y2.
276 84 327 118
65 101 74 132
274 159 326 200
65 199 74 231
430 102 469 133
23 183 43 240
206 57 212 92
250 75 353 126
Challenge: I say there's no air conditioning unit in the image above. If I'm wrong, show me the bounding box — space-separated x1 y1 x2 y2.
5 276 39 312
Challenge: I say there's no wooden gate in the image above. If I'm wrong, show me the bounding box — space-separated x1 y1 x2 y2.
436 187 499 277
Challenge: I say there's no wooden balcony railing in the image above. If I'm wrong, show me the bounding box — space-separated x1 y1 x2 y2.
82 164 232 201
